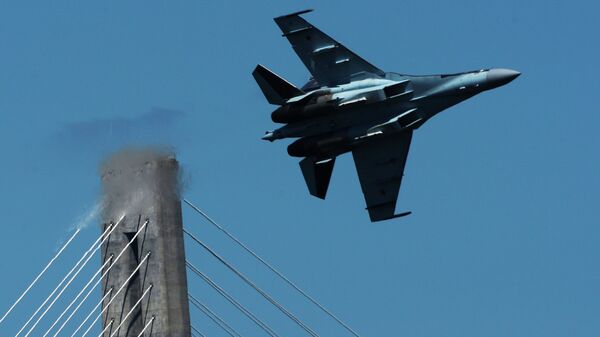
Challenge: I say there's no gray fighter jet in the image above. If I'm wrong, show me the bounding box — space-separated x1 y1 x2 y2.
253 9 520 222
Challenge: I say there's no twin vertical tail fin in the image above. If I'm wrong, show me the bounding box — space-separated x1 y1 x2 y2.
252 64 304 105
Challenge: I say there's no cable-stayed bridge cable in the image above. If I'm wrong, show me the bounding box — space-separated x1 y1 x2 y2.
66 287 113 337
14 223 116 336
187 261 280 337
184 198 360 337
97 319 114 337
42 255 114 337
21 218 125 337
184 229 320 337
48 286 113 337
191 324 206 337
16 219 123 337
0 229 81 326
79 252 151 337
45 219 148 337
189 294 241 337
108 284 153 337
136 316 155 337
13 225 108 337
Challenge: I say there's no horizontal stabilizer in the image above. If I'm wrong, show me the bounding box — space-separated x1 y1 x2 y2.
253 65 304 105
299 157 335 199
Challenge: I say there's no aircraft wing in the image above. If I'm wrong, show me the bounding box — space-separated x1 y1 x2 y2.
274 10 385 87
352 131 413 222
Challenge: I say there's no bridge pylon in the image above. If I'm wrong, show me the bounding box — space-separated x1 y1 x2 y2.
100 149 191 337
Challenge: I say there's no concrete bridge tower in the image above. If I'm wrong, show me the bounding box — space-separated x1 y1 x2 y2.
99 149 191 337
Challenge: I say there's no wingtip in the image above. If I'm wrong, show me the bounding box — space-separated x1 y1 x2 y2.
252 64 265 75
369 210 412 222
275 9 314 20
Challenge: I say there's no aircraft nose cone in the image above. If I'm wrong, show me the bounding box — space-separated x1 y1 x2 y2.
486 68 520 89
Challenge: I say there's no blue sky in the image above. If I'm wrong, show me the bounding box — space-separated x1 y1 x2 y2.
0 1 598 336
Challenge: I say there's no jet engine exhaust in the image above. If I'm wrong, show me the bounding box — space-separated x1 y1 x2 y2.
287 135 350 158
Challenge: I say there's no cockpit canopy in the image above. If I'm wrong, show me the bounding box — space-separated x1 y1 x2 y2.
440 69 489 78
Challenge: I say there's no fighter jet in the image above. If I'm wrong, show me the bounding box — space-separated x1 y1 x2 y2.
253 9 520 222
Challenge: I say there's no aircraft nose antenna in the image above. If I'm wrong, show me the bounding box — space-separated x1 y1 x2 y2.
486 68 521 89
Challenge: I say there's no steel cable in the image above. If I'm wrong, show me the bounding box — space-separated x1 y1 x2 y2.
13 224 113 337
191 325 206 337
0 229 81 326
107 285 153 337
184 198 360 337
46 220 148 337
79 252 151 337
18 218 124 337
136 316 155 337
188 294 240 337
42 255 114 337
187 261 280 337
64 287 112 337
184 229 320 337
97 318 114 337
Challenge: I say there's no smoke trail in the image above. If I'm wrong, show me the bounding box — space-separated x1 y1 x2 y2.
53 108 186 155
71 202 105 231
54 202 104 251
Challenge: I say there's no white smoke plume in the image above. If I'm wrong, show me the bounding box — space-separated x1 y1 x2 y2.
54 201 105 251
71 201 105 231
99 146 182 225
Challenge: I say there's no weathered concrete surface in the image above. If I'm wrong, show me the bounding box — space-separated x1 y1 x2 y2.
100 149 191 337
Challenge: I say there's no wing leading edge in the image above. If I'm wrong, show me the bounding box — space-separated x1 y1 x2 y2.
274 9 385 87
352 131 413 222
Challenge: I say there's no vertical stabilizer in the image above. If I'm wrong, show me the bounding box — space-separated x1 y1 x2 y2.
253 64 304 105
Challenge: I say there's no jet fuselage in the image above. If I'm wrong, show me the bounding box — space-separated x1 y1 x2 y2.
263 68 520 159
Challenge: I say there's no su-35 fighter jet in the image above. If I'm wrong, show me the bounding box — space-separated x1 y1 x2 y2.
253 9 520 222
